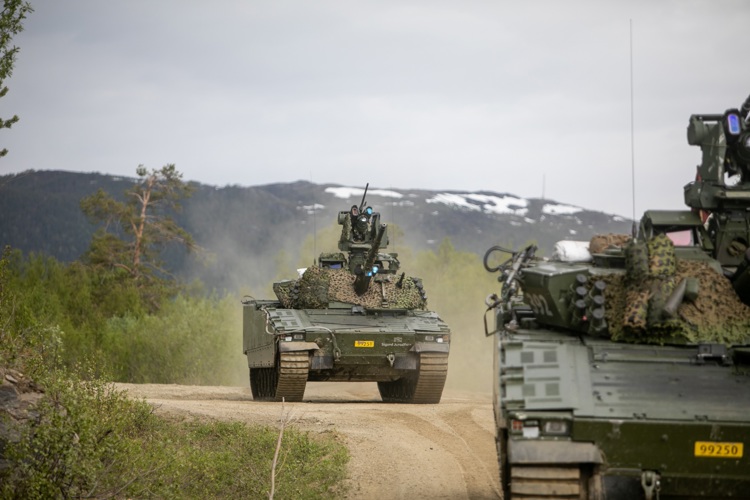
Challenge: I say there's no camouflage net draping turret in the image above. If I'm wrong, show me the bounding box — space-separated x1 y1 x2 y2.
273 266 427 310
595 234 750 344
339 216 353 248
589 233 632 254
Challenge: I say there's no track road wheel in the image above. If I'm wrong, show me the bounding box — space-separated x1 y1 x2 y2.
377 352 448 404
249 351 310 402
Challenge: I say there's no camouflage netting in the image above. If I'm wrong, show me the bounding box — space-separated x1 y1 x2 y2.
339 216 353 247
596 234 750 344
274 266 427 310
589 233 632 254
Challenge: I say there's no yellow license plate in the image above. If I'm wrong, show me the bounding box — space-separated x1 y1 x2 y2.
354 340 374 348
694 441 744 458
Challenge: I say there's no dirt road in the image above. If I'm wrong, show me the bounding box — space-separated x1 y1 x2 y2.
117 382 501 499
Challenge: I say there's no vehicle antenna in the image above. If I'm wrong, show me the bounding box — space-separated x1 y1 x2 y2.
390 184 396 251
311 173 317 264
630 19 638 239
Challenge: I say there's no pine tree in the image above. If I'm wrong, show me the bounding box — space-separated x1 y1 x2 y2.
0 0 32 157
80 164 197 308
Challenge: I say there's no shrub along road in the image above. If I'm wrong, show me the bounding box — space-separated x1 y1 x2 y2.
117 382 502 499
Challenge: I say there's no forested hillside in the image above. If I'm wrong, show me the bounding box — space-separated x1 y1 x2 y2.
0 169 632 292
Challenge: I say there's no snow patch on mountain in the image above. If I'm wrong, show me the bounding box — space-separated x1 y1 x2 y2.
325 186 403 199
542 203 583 215
426 193 481 211
300 203 325 214
426 192 528 216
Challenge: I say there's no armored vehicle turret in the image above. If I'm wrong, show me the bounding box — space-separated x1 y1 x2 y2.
243 184 450 403
483 95 750 499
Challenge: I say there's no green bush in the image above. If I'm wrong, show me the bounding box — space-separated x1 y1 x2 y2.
1 371 155 499
1 370 348 499
100 293 247 385
1 248 349 499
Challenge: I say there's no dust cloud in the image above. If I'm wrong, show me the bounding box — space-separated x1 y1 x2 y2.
181 209 500 395
440 307 496 395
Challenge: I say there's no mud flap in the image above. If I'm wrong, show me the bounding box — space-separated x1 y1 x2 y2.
278 341 319 352
410 342 450 353
508 440 603 465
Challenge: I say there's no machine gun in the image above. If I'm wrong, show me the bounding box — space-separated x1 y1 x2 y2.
337 183 389 272
353 223 387 295
482 244 537 335
684 93 750 268
358 182 369 214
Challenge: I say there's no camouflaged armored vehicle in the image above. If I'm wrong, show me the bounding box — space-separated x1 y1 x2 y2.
483 95 750 499
243 185 450 403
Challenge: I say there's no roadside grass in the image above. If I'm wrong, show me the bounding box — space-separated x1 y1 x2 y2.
1 369 349 499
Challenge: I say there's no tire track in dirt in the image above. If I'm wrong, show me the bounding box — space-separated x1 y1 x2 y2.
385 408 501 499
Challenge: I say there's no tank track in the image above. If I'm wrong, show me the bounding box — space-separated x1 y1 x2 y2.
507 465 590 499
249 351 309 402
377 352 448 404
249 366 277 401
274 351 309 402
411 352 449 403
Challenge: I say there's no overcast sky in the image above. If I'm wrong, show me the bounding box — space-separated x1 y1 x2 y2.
1 0 748 217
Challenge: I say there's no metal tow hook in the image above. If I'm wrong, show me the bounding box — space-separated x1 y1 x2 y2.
386 353 395 367
641 470 661 500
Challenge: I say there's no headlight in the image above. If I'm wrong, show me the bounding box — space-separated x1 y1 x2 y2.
510 417 569 438
511 418 540 438
511 419 524 433
522 420 540 438
543 420 569 435
421 334 449 343
726 111 742 136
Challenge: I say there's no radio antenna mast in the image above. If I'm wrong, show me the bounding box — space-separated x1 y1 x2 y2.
630 19 637 238
311 173 317 264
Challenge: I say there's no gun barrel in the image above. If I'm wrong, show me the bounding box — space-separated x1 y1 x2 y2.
354 223 386 296
358 183 369 213
663 278 688 318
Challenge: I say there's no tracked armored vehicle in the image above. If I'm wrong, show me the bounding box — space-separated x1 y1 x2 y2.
243 185 450 403
483 95 750 499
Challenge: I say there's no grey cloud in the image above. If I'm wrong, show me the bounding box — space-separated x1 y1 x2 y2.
1 0 748 217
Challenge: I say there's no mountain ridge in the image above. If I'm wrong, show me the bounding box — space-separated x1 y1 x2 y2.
0 170 633 291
